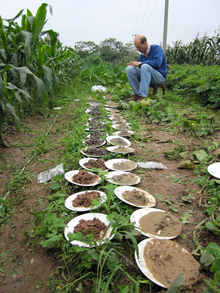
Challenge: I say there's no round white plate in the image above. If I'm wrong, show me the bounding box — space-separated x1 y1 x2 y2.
105 171 140 186
65 190 107 211
135 238 200 289
79 158 108 172
104 107 119 113
106 146 135 154
208 162 220 179
64 213 114 247
135 238 168 288
105 159 137 172
114 186 156 208
130 208 182 239
109 117 126 123
64 170 101 186
112 123 131 129
114 131 135 137
83 139 106 148
106 136 131 147
81 148 107 158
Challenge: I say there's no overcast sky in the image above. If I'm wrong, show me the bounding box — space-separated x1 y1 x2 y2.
1 0 219 48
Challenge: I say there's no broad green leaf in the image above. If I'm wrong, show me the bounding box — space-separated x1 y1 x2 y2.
5 103 20 131
211 259 220 273
21 31 33 63
167 272 185 293
32 3 51 42
214 270 220 286
193 149 209 162
200 250 215 266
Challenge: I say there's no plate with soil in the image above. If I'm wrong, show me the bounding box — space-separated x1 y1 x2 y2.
114 186 156 208
106 136 131 147
112 123 131 130
105 171 140 186
130 208 182 239
79 158 108 172
86 130 107 139
81 146 107 158
114 130 135 137
104 107 120 113
106 146 135 154
85 121 105 132
83 137 106 148
64 213 114 247
135 238 201 289
207 162 220 179
105 159 137 172
65 190 107 212
65 170 101 187
105 101 118 108
109 117 126 123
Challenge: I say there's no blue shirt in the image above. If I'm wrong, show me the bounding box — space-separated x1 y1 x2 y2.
138 45 168 78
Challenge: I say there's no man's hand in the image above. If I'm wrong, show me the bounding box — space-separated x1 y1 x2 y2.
127 61 139 67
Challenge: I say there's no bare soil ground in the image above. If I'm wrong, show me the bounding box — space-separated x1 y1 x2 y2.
0 100 219 292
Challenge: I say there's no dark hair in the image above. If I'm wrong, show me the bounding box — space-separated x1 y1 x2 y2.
140 36 147 44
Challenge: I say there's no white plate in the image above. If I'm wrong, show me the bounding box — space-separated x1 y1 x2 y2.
130 208 182 239
105 171 140 185
79 158 108 172
81 148 107 158
112 123 131 129
208 162 220 179
114 186 156 208
83 139 106 148
65 190 107 211
64 213 114 247
65 170 101 186
135 238 167 288
105 159 137 171
104 107 119 113
106 146 135 154
106 136 131 147
109 117 126 123
114 131 135 137
135 238 200 289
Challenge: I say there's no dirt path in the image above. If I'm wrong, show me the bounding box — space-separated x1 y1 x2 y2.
0 97 219 292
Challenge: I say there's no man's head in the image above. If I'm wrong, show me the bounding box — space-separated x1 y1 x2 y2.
134 35 148 53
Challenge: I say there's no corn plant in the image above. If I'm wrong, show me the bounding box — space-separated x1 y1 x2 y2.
0 3 80 146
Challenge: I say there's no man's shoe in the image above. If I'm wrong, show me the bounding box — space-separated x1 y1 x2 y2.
127 95 139 101
138 96 146 101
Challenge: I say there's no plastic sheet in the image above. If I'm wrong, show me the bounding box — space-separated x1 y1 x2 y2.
137 162 167 169
91 85 107 92
37 163 64 183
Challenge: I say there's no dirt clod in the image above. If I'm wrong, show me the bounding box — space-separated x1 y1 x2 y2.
72 170 99 184
73 218 107 240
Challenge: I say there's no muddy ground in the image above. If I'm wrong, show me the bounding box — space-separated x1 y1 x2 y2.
0 97 219 293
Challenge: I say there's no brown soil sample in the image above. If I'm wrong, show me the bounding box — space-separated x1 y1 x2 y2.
115 123 130 129
143 239 201 288
107 101 117 107
72 191 100 207
89 107 101 115
112 173 138 185
85 137 105 146
109 137 129 146
84 159 107 171
111 147 133 153
72 170 99 185
112 161 135 170
73 218 107 240
88 121 104 130
122 189 149 205
139 211 182 237
90 130 107 139
84 147 107 156
117 130 132 136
